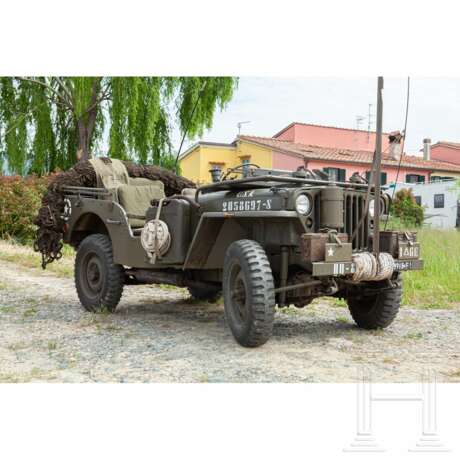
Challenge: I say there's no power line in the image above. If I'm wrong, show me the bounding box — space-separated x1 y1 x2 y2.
384 76 411 230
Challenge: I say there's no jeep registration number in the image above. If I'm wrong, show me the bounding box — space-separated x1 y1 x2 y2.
222 199 272 212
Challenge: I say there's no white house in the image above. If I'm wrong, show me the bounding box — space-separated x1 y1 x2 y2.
393 179 459 229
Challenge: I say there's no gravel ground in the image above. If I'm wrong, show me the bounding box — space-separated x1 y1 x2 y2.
0 259 459 383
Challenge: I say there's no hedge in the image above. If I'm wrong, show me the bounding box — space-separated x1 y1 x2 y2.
0 175 50 243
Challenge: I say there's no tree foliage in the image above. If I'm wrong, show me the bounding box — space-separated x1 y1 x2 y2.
392 188 424 227
0 77 238 175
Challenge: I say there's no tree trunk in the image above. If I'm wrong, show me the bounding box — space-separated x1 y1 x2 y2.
77 119 90 161
76 79 100 162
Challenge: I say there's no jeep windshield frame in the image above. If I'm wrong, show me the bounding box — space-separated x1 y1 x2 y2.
196 175 379 201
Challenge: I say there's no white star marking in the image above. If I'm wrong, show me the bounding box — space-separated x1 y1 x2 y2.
328 247 334 257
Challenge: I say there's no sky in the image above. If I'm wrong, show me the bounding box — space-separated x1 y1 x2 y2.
175 77 460 156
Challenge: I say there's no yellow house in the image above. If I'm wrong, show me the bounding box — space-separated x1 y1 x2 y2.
179 139 273 185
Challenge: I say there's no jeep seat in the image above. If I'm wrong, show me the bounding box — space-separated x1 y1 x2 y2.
117 181 165 229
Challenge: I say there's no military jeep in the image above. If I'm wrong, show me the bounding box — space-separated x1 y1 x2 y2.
62 160 423 347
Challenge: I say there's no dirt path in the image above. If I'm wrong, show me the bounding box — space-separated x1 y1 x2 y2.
0 259 459 382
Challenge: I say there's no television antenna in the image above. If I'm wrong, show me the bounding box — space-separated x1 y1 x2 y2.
367 103 374 141
356 115 365 130
237 121 251 135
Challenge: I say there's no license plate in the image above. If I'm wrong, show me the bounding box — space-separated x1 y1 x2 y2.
222 198 272 212
398 242 420 259
394 259 423 271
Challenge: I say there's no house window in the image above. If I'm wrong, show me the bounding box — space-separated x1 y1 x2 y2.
365 171 387 185
431 175 455 182
323 167 346 182
414 195 422 206
241 157 251 177
406 174 425 184
434 194 445 209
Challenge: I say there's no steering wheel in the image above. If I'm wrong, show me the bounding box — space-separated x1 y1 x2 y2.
221 163 260 181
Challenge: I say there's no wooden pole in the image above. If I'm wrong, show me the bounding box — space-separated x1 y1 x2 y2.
373 77 384 255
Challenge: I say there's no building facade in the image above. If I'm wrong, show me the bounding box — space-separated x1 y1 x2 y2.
430 141 460 166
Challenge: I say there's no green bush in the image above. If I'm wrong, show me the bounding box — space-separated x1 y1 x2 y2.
0 175 50 243
391 188 424 227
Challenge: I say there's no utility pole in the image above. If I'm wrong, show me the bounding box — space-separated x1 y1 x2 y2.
372 77 384 256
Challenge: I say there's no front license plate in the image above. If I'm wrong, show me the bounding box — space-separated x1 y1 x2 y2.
398 242 420 259
394 259 424 271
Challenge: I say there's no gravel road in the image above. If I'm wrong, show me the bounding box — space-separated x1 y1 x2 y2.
0 259 459 383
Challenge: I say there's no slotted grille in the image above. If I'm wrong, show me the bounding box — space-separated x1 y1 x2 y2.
344 192 369 250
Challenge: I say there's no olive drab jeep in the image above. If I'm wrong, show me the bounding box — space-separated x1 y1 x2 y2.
63 158 423 347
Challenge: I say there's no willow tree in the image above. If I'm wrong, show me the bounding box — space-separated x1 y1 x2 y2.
0 77 238 175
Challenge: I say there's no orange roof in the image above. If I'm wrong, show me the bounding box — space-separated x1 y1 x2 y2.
239 135 460 173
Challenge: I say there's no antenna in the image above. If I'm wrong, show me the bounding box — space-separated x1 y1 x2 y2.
356 115 365 130
367 103 373 142
237 121 251 135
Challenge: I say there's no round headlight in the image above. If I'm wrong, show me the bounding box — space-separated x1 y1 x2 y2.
368 199 375 218
295 194 312 215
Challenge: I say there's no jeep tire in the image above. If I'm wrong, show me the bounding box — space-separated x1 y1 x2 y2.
223 239 275 347
346 276 402 329
75 234 124 312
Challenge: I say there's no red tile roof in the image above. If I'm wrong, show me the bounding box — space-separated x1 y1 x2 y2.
273 121 391 139
239 135 460 173
432 141 460 150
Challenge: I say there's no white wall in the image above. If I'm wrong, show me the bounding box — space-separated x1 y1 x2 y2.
393 180 459 229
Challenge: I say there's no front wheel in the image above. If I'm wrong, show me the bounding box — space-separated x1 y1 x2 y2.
346 276 402 329
223 239 275 347
75 234 124 312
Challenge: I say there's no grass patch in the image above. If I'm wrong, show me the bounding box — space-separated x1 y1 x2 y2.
23 307 38 318
0 239 74 277
336 315 350 324
401 229 460 308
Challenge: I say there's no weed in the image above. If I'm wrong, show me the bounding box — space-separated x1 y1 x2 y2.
405 331 423 340
336 315 349 324
23 307 38 318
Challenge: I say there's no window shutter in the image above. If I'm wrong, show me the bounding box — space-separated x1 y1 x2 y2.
380 172 387 185
338 169 346 182
417 175 425 183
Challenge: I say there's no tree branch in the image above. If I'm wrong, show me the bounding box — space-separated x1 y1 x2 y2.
54 77 74 107
17 77 74 110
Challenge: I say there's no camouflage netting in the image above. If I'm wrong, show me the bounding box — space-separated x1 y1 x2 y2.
33 158 195 269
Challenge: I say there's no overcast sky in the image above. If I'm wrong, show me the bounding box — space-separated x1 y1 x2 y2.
176 77 460 156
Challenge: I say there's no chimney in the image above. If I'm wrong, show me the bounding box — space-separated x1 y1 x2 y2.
388 131 403 161
423 138 431 161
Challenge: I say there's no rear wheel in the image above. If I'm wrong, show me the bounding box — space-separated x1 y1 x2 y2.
223 239 275 347
75 234 124 312
346 276 402 329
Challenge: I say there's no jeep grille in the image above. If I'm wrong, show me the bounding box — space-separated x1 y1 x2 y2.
344 192 369 250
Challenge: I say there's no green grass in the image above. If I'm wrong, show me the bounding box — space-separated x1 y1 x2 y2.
401 229 460 308
0 239 74 277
